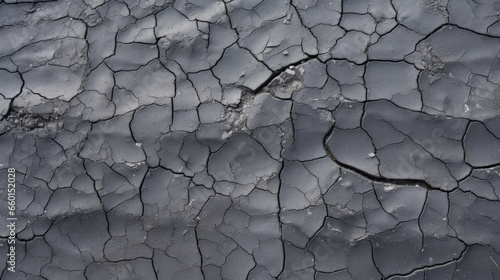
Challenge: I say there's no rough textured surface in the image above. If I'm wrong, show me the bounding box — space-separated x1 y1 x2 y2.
0 0 500 279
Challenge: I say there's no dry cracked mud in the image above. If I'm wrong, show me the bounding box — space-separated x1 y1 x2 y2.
1 0 500 279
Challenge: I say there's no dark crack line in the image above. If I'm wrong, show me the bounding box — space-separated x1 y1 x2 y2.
323 123 437 191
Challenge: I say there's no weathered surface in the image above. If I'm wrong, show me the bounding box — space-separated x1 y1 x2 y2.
1 0 500 279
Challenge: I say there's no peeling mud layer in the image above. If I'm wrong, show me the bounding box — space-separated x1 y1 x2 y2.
1 0 500 279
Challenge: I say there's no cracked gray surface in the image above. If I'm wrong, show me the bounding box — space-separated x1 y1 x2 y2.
1 0 500 279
